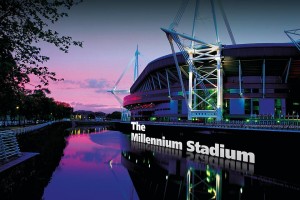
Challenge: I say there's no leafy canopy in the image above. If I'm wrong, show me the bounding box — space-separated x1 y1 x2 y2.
0 0 83 88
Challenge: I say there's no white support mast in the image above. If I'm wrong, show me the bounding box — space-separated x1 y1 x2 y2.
162 0 235 121
134 45 140 82
107 46 140 121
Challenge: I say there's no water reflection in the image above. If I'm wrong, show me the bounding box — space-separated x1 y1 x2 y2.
43 126 300 200
43 127 138 200
122 140 300 200
69 126 108 135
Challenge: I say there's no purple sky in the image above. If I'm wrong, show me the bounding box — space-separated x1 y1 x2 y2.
38 0 300 113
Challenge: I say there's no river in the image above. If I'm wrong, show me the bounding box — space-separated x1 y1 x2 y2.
42 126 300 200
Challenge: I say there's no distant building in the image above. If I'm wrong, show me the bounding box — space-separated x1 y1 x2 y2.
72 110 106 121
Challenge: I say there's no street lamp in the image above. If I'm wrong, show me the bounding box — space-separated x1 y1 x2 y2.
16 106 20 126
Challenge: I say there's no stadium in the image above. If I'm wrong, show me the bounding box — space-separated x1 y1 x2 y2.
123 43 300 122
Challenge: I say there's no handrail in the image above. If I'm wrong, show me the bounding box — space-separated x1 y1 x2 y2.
12 121 54 135
0 130 21 162
131 120 300 132
1 120 69 163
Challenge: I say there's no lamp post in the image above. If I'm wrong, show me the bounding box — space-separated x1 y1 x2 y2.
16 106 20 126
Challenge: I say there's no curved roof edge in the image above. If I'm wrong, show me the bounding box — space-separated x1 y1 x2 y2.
223 43 299 58
223 43 296 49
130 52 185 92
131 43 299 92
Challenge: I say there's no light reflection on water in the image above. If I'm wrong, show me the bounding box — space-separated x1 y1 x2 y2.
69 126 108 135
43 126 300 200
43 127 138 200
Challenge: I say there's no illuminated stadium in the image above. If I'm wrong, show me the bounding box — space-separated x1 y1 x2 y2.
120 0 300 123
123 43 300 122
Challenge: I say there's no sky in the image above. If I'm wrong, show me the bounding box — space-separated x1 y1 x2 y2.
37 0 300 113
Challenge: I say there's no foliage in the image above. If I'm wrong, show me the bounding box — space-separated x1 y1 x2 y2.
0 88 73 123
0 53 28 118
87 113 96 119
106 111 122 120
0 0 83 87
18 90 73 121
0 0 80 122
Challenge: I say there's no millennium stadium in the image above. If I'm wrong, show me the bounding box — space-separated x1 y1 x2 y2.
123 43 300 122
115 0 300 123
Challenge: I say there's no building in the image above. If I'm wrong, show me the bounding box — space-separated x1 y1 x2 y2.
72 110 106 121
123 43 300 122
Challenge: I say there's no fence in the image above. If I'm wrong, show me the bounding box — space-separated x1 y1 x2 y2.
0 120 65 163
12 121 54 135
205 119 300 130
0 130 21 162
136 119 300 131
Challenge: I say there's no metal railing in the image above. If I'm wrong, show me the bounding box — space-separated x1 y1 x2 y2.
131 120 300 131
0 130 21 162
12 121 54 135
0 120 68 163
204 119 300 131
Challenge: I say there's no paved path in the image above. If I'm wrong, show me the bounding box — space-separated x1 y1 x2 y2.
0 152 39 173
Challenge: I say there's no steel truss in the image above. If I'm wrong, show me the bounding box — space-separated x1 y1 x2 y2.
186 166 222 200
162 29 223 121
107 46 140 121
161 0 235 121
285 29 300 52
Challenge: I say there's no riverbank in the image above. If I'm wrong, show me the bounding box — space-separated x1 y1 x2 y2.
73 120 116 127
116 121 300 134
0 122 71 200
116 121 300 186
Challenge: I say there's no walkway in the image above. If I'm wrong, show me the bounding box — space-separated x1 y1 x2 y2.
0 120 66 173
122 120 300 133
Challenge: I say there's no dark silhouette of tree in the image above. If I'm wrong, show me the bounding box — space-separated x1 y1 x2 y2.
87 113 96 120
54 101 73 119
0 0 83 88
0 53 27 120
106 111 121 120
11 90 73 125
0 0 81 123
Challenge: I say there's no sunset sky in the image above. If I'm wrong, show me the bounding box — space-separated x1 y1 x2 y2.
39 0 300 113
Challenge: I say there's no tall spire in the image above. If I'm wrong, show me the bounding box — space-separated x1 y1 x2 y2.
134 44 140 82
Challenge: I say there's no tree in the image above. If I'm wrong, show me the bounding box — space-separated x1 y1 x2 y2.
0 0 83 88
54 101 73 119
0 53 27 120
19 90 73 122
106 111 121 120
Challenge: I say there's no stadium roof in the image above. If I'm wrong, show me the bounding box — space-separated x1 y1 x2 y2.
131 43 300 92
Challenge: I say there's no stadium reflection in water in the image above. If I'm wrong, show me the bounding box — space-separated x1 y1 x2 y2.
43 127 300 200
124 141 299 200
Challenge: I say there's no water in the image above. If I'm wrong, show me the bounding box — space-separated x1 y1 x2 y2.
43 126 300 200
43 127 138 200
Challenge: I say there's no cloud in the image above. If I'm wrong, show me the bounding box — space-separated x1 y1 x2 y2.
57 79 112 92
84 79 109 89
70 102 108 108
70 102 121 113
63 80 82 85
57 78 130 94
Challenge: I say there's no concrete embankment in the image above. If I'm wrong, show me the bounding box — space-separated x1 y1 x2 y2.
0 122 71 200
73 120 116 127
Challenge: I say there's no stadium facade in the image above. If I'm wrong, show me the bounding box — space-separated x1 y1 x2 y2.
123 43 300 122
